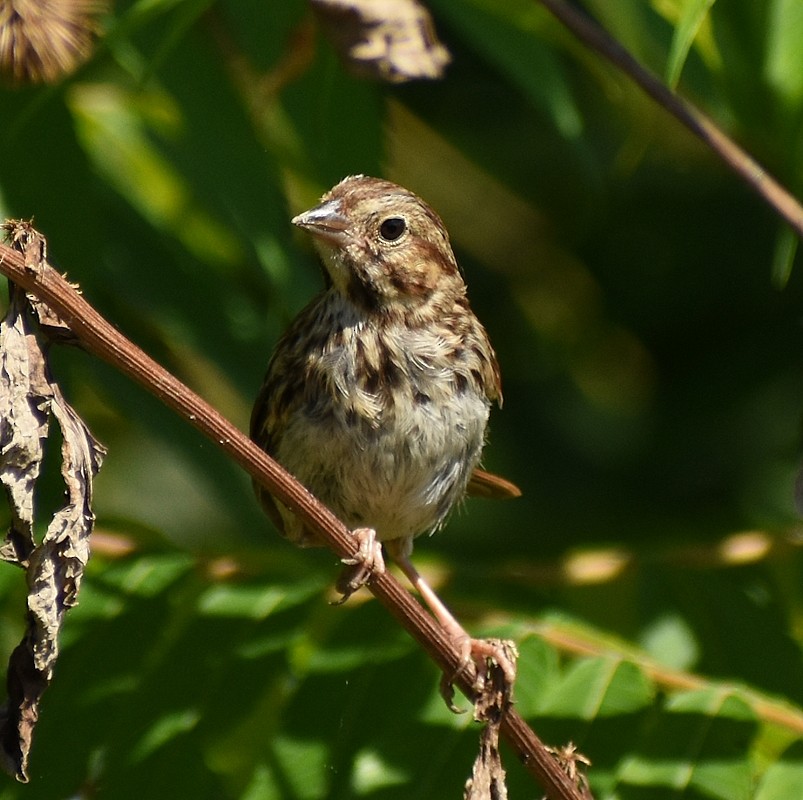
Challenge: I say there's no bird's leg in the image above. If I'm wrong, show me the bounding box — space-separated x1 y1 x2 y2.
333 527 386 604
388 545 517 708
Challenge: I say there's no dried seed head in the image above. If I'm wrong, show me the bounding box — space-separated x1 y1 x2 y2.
0 0 107 86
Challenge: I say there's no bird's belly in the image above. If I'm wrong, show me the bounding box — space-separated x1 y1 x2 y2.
276 388 489 542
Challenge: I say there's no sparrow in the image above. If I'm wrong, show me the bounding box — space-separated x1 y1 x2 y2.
251 175 519 691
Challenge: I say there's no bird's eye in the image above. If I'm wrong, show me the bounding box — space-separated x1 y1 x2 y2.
379 217 407 242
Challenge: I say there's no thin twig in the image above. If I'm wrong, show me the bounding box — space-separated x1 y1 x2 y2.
537 0 803 238
0 241 588 800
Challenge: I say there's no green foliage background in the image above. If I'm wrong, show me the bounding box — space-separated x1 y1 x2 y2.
2 0 803 797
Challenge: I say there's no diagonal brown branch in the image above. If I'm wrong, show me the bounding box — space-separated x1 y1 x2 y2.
536 0 803 238
0 239 589 800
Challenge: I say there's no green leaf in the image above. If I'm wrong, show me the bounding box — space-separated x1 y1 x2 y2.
95 553 195 597
614 690 756 797
666 0 718 88
771 224 798 288
756 740 803 800
511 632 563 716
271 735 331 800
766 0 803 105
196 579 322 620
130 707 201 762
538 657 654 718
431 0 583 138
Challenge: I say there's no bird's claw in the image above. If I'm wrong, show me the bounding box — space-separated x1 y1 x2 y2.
440 637 519 713
333 527 385 604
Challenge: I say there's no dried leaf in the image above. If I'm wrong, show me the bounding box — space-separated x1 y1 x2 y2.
308 0 450 82
0 285 49 568
464 723 508 800
0 221 106 782
464 639 518 800
2 221 82 346
544 742 592 800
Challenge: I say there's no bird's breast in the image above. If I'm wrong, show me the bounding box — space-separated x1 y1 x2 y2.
275 319 491 541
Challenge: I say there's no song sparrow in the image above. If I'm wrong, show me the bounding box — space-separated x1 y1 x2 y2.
251 175 518 686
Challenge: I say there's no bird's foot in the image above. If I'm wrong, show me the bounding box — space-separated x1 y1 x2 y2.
385 549 519 712
333 527 386 604
441 636 519 713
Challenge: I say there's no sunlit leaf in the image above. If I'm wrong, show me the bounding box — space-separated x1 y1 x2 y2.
538 657 653 719
615 690 756 797
665 0 717 87
756 741 803 800
766 0 803 105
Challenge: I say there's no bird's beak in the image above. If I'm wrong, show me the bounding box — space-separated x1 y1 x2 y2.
292 199 350 246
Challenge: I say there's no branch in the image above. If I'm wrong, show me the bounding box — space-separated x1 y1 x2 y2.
537 0 803 238
0 239 589 800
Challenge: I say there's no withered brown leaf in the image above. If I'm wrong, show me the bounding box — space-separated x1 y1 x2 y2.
463 639 518 800
0 222 105 782
308 0 450 82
